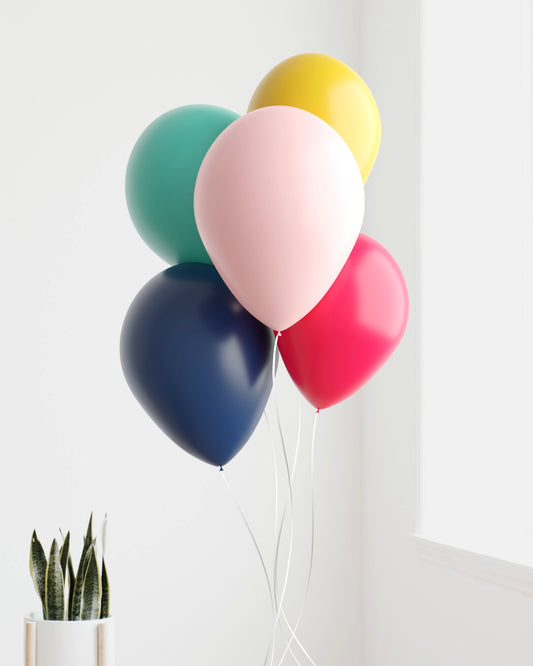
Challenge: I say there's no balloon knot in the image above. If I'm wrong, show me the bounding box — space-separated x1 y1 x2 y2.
219 466 224 472
316 408 320 414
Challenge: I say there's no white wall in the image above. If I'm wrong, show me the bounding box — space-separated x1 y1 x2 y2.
359 0 533 664
419 0 533 565
0 1 364 664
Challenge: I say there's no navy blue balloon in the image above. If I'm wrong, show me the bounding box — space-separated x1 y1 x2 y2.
120 264 274 467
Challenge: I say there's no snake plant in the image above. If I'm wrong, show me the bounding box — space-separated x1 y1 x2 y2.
30 514 110 621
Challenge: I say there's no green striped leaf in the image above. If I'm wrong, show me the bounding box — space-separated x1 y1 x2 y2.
29 531 47 619
45 539 64 620
71 541 95 620
67 554 76 621
100 556 110 618
81 548 101 620
30 514 110 623
85 514 93 544
59 531 70 580
70 518 94 620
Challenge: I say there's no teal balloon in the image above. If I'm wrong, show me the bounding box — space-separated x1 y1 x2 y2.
126 105 239 265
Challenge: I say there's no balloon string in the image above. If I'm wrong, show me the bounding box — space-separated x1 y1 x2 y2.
264 332 312 665
272 331 280 387
268 398 297 666
219 468 275 613
278 410 320 666
266 333 301 664
272 510 314 665
273 404 317 666
219 332 314 665
265 386 301 543
262 459 301 666
267 414 280 543
271 399 301 606
291 402 302 484
271 333 281 541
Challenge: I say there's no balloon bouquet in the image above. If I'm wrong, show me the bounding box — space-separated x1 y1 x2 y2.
121 53 408 659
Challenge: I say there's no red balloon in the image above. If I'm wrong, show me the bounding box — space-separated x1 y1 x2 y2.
278 234 409 409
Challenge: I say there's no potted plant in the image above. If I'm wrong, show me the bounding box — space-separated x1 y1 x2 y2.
25 514 114 666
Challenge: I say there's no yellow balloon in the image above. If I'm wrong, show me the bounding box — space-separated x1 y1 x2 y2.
248 53 381 183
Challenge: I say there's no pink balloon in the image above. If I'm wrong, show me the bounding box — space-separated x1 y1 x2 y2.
194 106 365 331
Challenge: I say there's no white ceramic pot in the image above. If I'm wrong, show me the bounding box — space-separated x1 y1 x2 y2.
24 613 115 666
